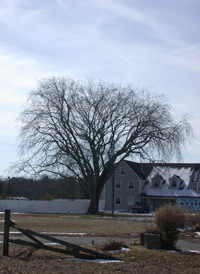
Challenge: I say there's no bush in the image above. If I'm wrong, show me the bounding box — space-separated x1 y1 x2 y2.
182 211 200 230
194 223 200 232
194 212 200 225
154 205 185 249
0 191 7 199
102 240 128 251
39 193 53 201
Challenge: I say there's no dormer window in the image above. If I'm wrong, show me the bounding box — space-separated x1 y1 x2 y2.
171 180 177 188
153 179 160 188
152 175 162 188
170 176 179 188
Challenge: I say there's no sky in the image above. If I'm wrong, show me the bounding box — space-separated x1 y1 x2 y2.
0 0 200 178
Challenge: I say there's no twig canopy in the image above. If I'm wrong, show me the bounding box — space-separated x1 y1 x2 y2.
13 77 192 213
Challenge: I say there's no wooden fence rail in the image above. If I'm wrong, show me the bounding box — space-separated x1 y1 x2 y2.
3 209 120 261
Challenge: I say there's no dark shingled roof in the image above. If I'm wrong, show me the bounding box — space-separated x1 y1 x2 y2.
124 160 147 180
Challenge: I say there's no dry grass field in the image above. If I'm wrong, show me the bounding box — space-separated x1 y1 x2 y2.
0 213 200 273
0 212 152 237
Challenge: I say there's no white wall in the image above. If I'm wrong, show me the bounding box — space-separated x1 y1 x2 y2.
0 199 105 214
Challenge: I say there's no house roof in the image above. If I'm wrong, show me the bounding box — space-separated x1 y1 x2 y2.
140 163 200 198
124 160 147 181
141 185 199 198
121 160 200 198
140 163 200 178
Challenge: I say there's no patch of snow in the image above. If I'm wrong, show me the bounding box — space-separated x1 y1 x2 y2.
188 250 200 253
162 250 181 253
45 243 60 246
110 247 130 253
0 231 21 234
61 258 123 263
196 232 200 236
60 216 80 218
41 232 86 236
120 247 130 251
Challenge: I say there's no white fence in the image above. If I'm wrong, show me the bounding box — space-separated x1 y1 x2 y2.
0 199 105 214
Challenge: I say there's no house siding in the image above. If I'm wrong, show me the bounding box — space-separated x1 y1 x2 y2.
104 161 143 211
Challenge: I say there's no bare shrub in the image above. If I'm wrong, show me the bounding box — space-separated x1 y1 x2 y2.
184 211 200 229
184 211 194 228
194 212 200 224
102 240 128 251
154 205 185 249
194 223 200 232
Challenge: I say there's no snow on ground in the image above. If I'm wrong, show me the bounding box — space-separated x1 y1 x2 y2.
187 250 200 253
41 232 86 236
0 231 21 234
61 258 123 263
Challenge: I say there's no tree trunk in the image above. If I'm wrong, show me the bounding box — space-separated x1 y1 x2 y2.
87 183 104 214
87 196 99 214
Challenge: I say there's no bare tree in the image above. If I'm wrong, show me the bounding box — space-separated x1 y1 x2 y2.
13 77 192 213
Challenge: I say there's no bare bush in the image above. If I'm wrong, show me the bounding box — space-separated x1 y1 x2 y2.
194 223 200 232
102 240 128 251
154 205 185 249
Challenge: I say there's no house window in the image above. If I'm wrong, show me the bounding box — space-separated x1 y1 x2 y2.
128 182 134 190
171 180 177 188
120 167 126 175
115 196 121 205
128 197 134 205
115 181 121 190
153 179 160 188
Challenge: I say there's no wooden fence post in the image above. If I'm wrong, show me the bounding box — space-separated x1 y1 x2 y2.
3 209 10 256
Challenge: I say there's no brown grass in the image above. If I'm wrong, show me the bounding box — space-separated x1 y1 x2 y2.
0 213 152 237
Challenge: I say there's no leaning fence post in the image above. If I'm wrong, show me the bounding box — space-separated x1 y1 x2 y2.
3 209 10 256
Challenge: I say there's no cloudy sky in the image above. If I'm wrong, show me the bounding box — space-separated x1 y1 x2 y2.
0 0 200 177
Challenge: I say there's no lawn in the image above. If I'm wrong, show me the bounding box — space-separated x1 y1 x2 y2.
0 212 152 237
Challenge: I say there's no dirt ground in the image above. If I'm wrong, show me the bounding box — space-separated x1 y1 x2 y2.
0 242 200 273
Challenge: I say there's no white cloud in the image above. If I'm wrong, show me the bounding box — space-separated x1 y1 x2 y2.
0 55 37 105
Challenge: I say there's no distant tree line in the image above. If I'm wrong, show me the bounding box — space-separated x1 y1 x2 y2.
0 176 89 200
